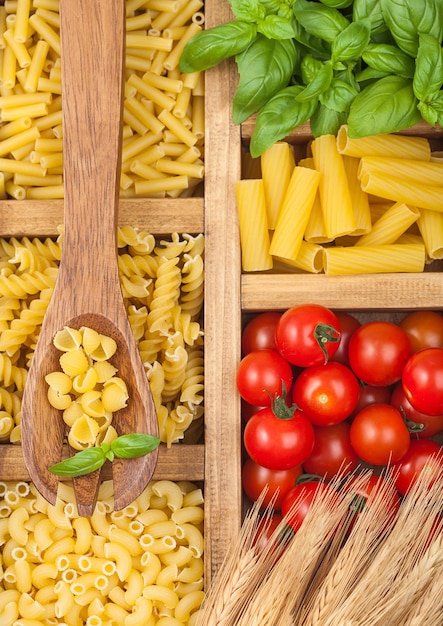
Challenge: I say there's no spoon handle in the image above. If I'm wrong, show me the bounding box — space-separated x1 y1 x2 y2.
58 0 124 298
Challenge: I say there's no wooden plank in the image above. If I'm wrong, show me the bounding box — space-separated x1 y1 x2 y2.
241 273 443 312
203 1 243 582
0 197 204 237
0 443 204 481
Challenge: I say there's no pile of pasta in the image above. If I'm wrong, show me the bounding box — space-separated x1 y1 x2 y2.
0 227 204 446
46 326 130 452
0 478 205 625
0 0 205 200
237 125 443 276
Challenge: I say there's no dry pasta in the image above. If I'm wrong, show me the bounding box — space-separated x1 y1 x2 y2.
0 479 204 624
0 0 205 199
0 229 204 446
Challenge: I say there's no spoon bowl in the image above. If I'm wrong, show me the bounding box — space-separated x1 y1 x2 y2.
21 0 159 517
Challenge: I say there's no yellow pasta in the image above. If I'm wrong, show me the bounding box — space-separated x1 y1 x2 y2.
355 202 420 247
337 124 432 160
417 208 443 260
236 178 273 271
269 165 320 262
260 140 295 229
358 156 443 186
324 243 426 275
342 154 372 236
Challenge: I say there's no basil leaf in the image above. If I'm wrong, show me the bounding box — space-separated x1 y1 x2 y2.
229 0 266 22
413 34 443 102
178 22 257 73
293 0 350 43
49 447 106 477
295 62 333 102
232 35 296 124
347 75 420 137
258 14 295 40
362 43 416 79
317 0 353 7
111 433 161 459
300 54 324 84
258 0 280 12
353 0 386 35
250 85 317 157
310 103 348 137
319 78 358 113
355 67 390 83
332 19 371 63
292 19 331 58
419 92 443 126
380 0 443 57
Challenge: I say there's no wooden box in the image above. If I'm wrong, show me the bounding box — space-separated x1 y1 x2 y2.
0 0 443 591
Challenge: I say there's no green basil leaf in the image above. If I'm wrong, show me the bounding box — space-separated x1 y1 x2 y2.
250 85 317 157
300 54 324 84
258 14 295 39
380 0 443 57
347 75 421 137
418 101 439 127
49 447 106 477
356 67 390 83
332 19 371 63
319 78 358 112
317 0 353 7
295 62 333 102
413 34 443 102
259 0 280 12
292 19 331 58
362 43 416 79
353 0 386 35
232 35 296 124
229 0 266 22
178 22 257 73
310 103 348 137
293 0 350 43
111 433 161 459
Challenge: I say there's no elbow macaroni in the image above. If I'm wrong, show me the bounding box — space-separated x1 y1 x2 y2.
0 479 204 623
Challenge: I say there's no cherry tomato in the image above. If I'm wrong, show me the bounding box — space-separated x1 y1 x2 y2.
302 421 359 480
348 321 412 386
349 383 392 421
343 473 401 532
391 382 443 438
236 349 293 407
242 458 302 510
291 361 360 426
241 400 265 424
349 403 410 465
241 312 282 355
281 480 338 532
402 348 443 416
243 403 315 470
252 512 284 553
275 304 341 367
392 439 443 496
331 311 361 366
399 310 443 353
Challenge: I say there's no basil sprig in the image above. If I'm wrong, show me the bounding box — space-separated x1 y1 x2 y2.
178 0 443 156
49 434 160 477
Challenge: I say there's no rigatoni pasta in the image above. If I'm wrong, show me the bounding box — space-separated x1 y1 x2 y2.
236 179 273 272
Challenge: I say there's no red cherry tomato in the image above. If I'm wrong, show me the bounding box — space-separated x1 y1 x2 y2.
402 348 443 416
348 321 412 386
275 304 341 367
343 473 401 532
236 349 293 407
399 310 443 353
349 383 392 421
242 458 302 510
349 403 410 465
391 382 443 438
302 421 360 480
392 439 443 496
243 403 315 470
241 312 282 355
252 512 284 553
281 481 338 532
291 361 360 426
331 311 361 366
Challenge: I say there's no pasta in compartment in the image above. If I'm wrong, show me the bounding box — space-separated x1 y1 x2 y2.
0 0 205 199
0 478 205 624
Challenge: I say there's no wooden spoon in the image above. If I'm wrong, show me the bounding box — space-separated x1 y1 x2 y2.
21 0 159 517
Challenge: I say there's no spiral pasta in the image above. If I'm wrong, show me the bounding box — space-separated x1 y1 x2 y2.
0 228 204 446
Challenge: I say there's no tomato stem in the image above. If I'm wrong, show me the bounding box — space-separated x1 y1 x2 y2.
314 323 341 364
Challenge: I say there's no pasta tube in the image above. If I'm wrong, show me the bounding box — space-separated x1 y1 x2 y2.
324 243 426 276
355 202 420 247
417 208 443 259
260 141 295 229
359 171 443 212
269 165 320 261
311 134 356 239
358 156 443 187
273 241 325 273
342 154 371 236
337 125 431 160
236 179 273 271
